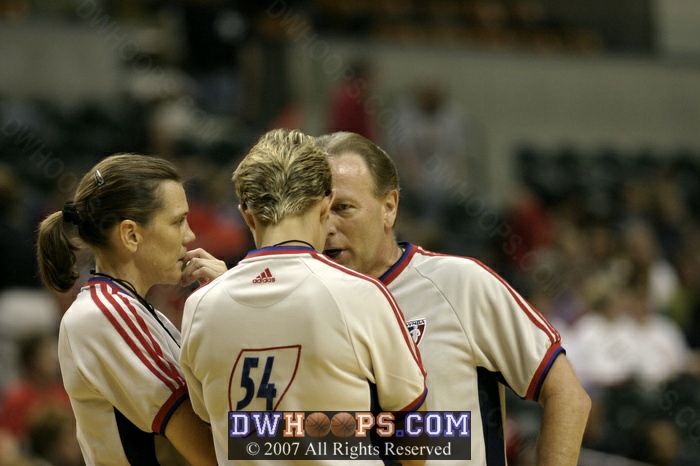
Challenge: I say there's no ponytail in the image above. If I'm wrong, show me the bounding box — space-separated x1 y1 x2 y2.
36 211 80 293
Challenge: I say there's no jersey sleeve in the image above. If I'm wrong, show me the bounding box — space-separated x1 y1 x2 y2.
466 260 563 401
179 291 209 423
61 286 188 435
343 280 427 412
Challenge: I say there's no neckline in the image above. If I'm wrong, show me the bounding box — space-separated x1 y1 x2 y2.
269 239 316 250
380 242 413 284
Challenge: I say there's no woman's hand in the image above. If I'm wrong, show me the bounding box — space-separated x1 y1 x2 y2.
181 248 227 287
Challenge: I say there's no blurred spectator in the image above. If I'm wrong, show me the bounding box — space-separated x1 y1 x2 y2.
650 168 689 263
326 58 377 141
0 165 41 290
179 1 292 129
568 273 690 392
269 95 306 132
0 290 61 393
505 186 554 261
583 216 621 277
179 156 252 265
185 197 250 264
621 219 680 314
667 235 700 349
0 428 32 466
384 80 479 228
146 92 225 158
181 0 250 117
618 177 654 227
548 271 694 463
565 271 638 391
26 404 83 466
0 333 70 443
626 282 690 388
627 418 696 466
0 0 30 21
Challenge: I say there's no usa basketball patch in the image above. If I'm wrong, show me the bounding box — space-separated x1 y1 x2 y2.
406 318 426 346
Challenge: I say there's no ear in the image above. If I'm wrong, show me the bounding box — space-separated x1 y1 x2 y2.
319 190 336 224
117 219 140 253
383 189 399 231
238 204 256 232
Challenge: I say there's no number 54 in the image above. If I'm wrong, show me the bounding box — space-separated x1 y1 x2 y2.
229 346 301 411
236 356 277 410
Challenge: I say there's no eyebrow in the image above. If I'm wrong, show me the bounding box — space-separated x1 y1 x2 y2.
169 208 189 220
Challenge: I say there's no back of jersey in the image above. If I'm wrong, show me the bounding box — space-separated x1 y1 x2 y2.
180 248 426 464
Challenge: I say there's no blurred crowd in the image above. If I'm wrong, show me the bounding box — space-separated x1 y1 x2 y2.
1 2 699 466
495 157 700 466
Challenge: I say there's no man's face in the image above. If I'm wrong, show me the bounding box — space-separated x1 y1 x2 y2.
324 152 397 278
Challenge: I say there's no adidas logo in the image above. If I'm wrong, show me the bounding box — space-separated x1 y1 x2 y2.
252 268 275 283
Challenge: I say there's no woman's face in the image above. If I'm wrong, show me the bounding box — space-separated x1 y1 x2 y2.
135 180 195 289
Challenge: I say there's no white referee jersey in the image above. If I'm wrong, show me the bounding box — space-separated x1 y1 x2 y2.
180 245 427 465
380 243 563 466
58 277 188 466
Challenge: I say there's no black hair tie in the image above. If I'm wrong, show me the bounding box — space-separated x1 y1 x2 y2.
62 200 82 226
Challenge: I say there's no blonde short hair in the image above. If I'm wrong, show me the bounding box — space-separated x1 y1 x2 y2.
233 129 332 225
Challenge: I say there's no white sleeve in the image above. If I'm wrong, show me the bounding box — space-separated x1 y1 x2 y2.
344 281 427 412
466 261 562 401
61 290 188 434
179 294 210 423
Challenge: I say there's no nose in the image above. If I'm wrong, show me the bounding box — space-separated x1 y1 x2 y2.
183 221 196 245
325 216 337 237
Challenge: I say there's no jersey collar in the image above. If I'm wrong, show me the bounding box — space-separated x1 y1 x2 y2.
244 245 316 260
380 242 416 285
87 276 135 298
